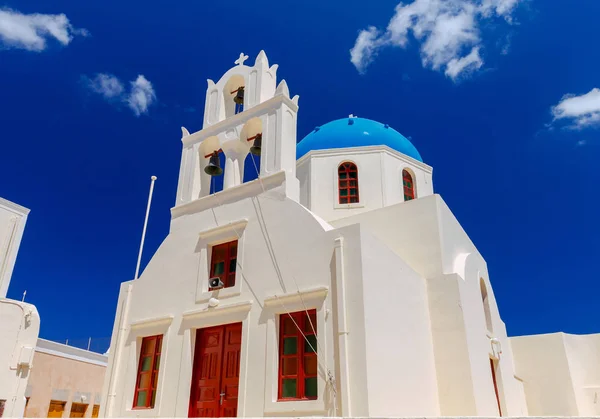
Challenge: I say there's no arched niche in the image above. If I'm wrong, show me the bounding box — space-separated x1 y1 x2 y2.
223 74 245 118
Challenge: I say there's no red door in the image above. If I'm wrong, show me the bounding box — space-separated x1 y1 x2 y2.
189 323 242 418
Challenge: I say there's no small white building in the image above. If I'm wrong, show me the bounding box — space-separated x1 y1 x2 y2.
100 51 599 418
0 197 40 419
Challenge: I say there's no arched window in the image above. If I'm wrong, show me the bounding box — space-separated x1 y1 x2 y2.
338 162 359 204
402 169 415 201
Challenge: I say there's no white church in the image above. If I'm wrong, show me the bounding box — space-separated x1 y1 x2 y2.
100 51 600 418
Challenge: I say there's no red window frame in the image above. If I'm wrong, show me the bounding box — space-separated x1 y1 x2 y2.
209 240 238 290
278 309 318 401
338 162 359 204
403 169 415 201
133 335 163 409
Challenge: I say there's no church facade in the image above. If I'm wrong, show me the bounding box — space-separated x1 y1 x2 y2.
100 51 599 418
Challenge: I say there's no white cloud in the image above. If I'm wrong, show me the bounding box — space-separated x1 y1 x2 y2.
86 73 156 116
350 26 382 73
0 8 87 51
126 75 156 116
551 88 600 129
445 47 482 79
87 74 124 99
350 0 521 80
480 0 520 19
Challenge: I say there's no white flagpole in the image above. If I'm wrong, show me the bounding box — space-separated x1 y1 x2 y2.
134 176 157 280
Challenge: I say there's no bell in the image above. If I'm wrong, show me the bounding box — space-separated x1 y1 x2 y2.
249 133 262 156
233 86 244 105
204 151 223 176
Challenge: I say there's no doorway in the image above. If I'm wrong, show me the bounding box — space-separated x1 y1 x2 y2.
189 323 242 418
490 358 502 416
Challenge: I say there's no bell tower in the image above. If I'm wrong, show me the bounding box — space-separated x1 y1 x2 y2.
174 51 300 208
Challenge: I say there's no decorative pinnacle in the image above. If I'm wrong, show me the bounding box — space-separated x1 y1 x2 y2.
235 53 249 66
151 176 157 181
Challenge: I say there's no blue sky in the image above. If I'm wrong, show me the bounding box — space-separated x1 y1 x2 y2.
1 0 599 352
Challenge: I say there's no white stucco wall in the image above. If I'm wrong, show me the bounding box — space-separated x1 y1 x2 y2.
297 146 432 222
102 169 447 418
0 197 29 299
511 332 600 417
103 173 340 417
358 229 439 416
0 198 39 419
0 299 40 418
564 333 600 416
331 195 528 416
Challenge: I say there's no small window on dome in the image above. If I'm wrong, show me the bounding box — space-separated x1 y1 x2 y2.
403 169 415 201
338 162 359 204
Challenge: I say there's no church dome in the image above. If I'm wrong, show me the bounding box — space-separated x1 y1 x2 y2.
296 117 423 162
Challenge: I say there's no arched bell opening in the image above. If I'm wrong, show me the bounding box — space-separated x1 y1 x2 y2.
243 153 260 183
240 117 263 183
199 136 225 196
207 151 226 194
223 74 245 118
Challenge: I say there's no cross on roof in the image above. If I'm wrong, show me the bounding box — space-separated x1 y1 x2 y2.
235 53 249 66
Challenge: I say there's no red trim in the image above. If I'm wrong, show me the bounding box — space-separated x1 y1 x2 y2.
204 149 223 159
132 335 163 409
209 240 238 290
402 169 415 201
338 162 359 204
278 310 317 401
247 133 261 142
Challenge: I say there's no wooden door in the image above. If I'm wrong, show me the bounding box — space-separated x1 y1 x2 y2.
69 403 87 418
220 325 241 417
189 323 242 418
47 401 66 418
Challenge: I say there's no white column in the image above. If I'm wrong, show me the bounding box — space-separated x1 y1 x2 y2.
224 155 236 190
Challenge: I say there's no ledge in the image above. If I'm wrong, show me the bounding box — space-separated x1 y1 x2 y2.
0 196 30 216
130 315 174 330
182 300 253 320
296 144 433 173
264 286 329 308
171 170 287 219
198 219 248 240
36 339 108 366
182 94 298 147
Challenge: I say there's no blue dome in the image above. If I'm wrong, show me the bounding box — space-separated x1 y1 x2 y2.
297 117 422 162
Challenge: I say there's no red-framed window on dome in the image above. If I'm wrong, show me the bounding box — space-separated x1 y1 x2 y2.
278 310 318 401
133 335 163 409
338 162 359 204
403 169 415 201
